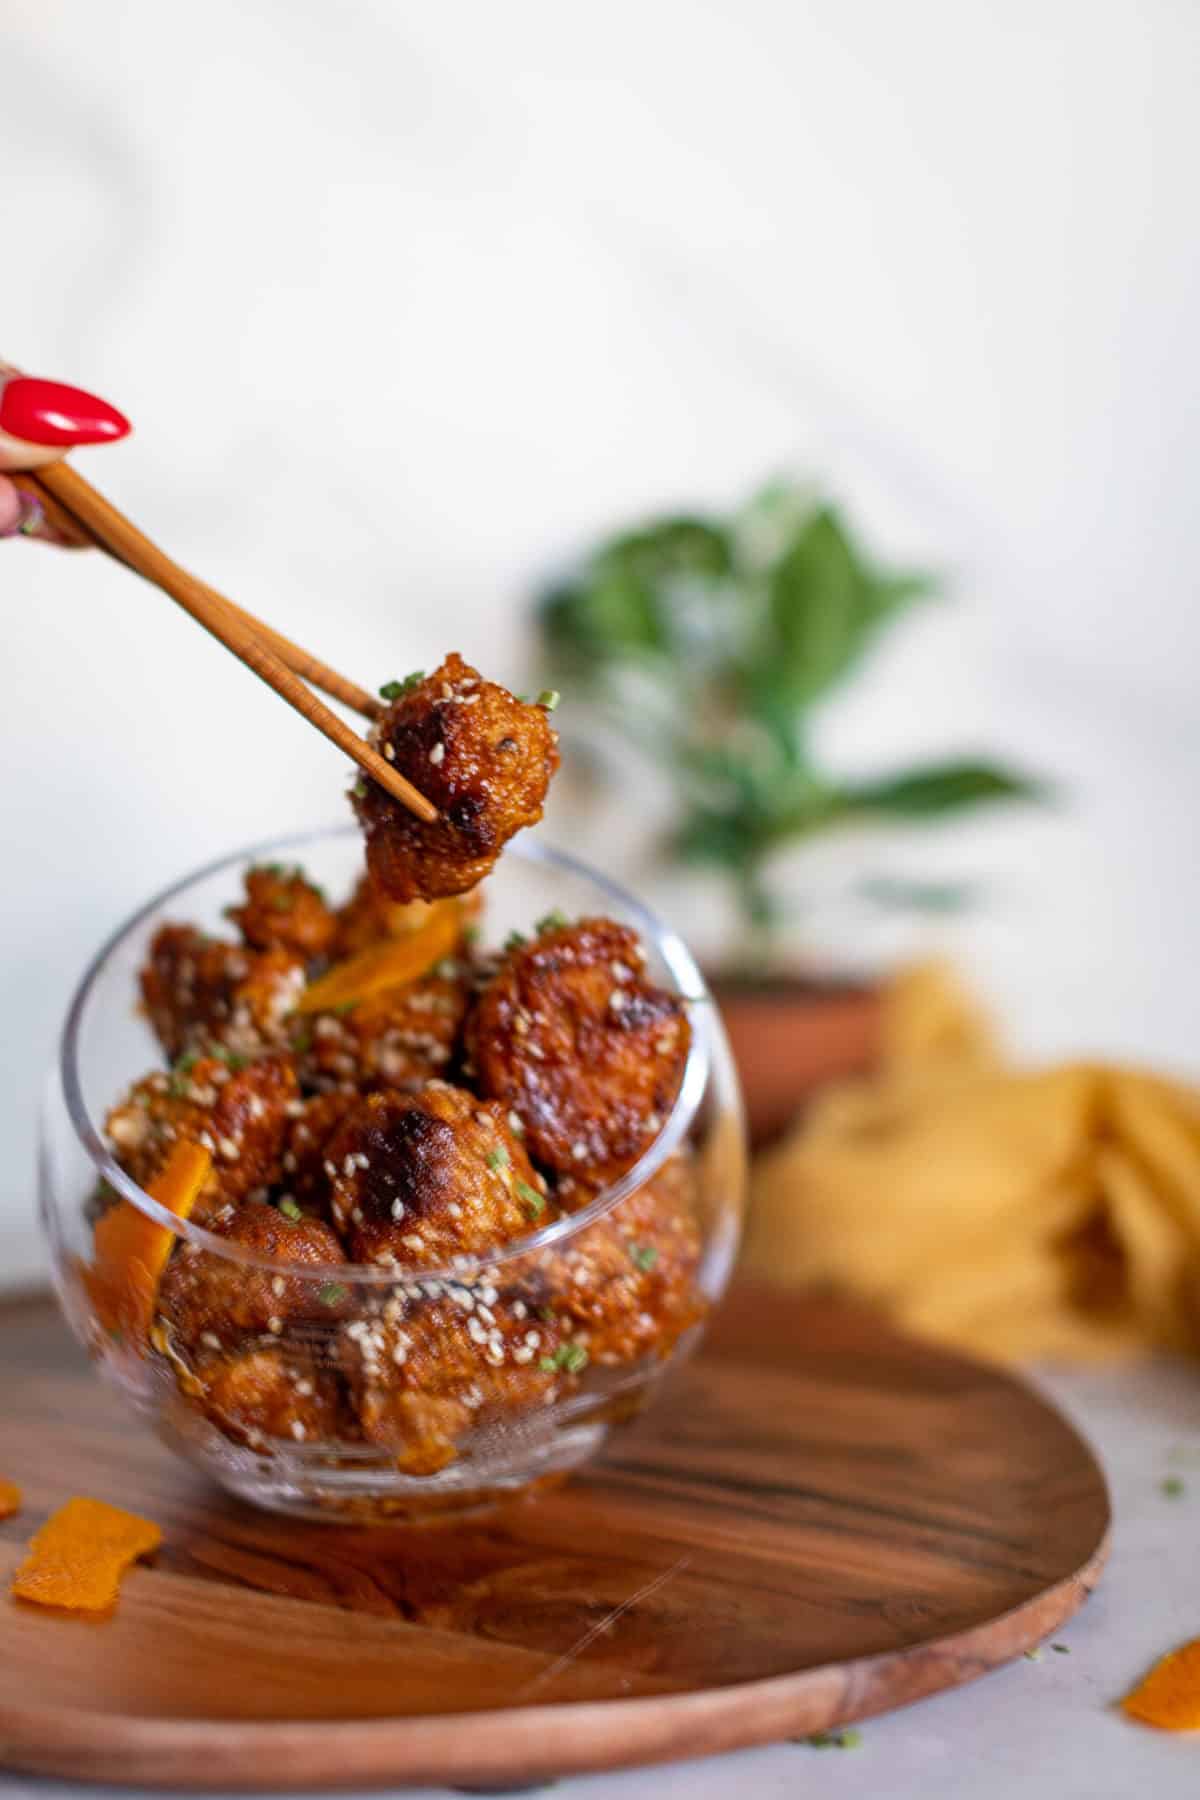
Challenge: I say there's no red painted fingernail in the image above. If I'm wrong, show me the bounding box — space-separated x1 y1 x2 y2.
0 376 131 448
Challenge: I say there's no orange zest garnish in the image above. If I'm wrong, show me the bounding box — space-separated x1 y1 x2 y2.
11 1496 162 1613
1122 1638 1200 1730
297 898 461 1015
88 1138 212 1347
0 1478 21 1519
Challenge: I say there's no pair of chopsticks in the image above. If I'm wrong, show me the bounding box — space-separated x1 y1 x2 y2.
18 460 437 825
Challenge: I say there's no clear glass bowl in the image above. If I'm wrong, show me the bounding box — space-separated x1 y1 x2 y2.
39 829 746 1522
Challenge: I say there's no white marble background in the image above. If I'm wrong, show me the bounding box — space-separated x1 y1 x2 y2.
1 0 1197 1287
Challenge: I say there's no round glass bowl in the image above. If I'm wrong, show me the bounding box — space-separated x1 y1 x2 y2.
39 830 746 1522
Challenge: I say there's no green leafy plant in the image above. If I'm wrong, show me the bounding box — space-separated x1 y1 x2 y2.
536 481 1042 956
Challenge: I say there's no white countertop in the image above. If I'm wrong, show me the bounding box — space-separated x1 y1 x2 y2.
3 1355 1196 1800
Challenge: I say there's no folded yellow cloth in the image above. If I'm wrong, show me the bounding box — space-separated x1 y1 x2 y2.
745 964 1200 1362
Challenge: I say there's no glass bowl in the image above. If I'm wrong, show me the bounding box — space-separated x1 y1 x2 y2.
39 829 746 1522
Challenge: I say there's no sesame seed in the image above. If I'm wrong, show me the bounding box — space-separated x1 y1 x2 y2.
477 1304 496 1326
383 743 396 760
524 1330 541 1347
324 1159 337 1178
655 1035 674 1054
201 1331 222 1350
268 1315 283 1335
392 1342 408 1366
402 1233 425 1252
572 1141 588 1162
448 1201 462 1219
342 1155 357 1177
611 960 632 983
429 742 445 766
271 1275 286 1297
481 1284 498 1305
295 1378 314 1397
391 1198 406 1221
508 1110 525 1136
526 1043 544 1060
468 1317 487 1344
646 1112 661 1133
352 1206 364 1225
513 1346 534 1364
291 1420 307 1440
513 1300 528 1319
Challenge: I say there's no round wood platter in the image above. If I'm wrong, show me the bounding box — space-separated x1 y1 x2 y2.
0 1281 1109 1791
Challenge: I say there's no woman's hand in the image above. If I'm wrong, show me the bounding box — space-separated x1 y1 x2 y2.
0 367 130 544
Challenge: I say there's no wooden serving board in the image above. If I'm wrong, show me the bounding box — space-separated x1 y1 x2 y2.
0 1282 1109 1791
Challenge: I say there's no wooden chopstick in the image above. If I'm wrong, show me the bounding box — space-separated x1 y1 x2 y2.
20 470 383 723
26 461 435 824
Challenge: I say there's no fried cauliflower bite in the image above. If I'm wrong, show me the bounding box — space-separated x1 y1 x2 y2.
293 964 470 1094
224 863 337 960
322 1082 550 1267
157 1201 349 1355
280 1088 360 1205
140 924 306 1061
466 917 691 1186
352 653 560 902
197 1344 341 1448
105 1054 299 1219
538 1153 705 1365
338 1289 567 1473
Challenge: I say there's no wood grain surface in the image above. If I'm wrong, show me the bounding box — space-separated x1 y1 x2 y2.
0 1282 1110 1790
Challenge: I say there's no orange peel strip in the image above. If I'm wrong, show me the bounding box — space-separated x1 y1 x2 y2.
11 1496 162 1613
88 1138 212 1346
0 1478 21 1519
1122 1638 1200 1730
297 897 461 1014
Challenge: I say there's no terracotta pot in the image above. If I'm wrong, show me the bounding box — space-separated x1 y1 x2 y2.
708 976 883 1151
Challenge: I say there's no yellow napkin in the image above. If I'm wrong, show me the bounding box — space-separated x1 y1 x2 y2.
745 964 1200 1362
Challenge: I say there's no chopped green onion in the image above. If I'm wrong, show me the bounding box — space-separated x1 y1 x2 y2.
802 1728 861 1750
628 1243 658 1272
537 689 561 711
378 671 425 702
535 910 569 935
318 1282 349 1307
331 999 358 1017
278 1198 303 1222
487 1147 511 1172
504 930 528 952
515 1178 544 1217
1162 1475 1186 1498
433 957 460 980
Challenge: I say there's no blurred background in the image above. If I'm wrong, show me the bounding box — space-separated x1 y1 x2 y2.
2 0 1197 1284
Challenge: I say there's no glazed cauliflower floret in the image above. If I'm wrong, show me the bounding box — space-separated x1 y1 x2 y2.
105 1053 298 1219
321 1082 550 1267
537 1152 704 1365
157 1200 349 1355
338 1288 567 1474
352 653 559 902
224 862 337 960
198 1344 341 1449
466 917 690 1186
294 963 470 1094
280 1088 360 1205
140 924 306 1061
